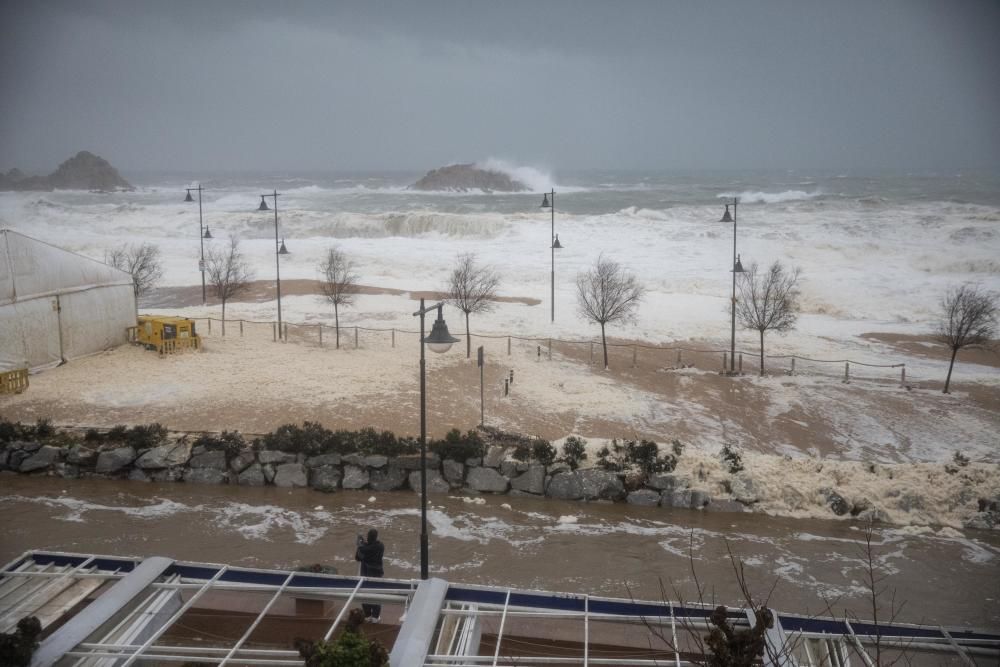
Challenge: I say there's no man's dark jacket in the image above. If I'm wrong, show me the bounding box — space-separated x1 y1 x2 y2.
355 539 384 577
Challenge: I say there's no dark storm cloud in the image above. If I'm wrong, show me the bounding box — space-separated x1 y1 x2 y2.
2 0 998 172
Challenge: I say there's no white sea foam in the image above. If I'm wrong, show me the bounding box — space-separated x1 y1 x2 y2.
718 189 822 203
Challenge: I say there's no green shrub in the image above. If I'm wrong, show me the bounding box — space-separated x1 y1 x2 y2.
33 419 54 439
596 439 676 475
431 429 485 461
125 423 168 450
561 436 588 470
0 419 23 443
298 608 388 667
532 440 556 467
84 428 103 442
106 425 128 442
193 431 247 459
511 443 531 462
721 444 744 474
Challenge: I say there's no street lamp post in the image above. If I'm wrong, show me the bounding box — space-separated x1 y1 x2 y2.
540 190 562 323
412 299 458 579
720 199 745 374
256 191 289 339
184 185 212 304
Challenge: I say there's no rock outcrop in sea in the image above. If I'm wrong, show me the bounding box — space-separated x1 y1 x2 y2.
410 163 528 193
0 151 133 192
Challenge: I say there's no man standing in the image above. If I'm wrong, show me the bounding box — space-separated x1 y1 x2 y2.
355 528 385 622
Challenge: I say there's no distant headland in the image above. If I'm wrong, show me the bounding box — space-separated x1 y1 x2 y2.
410 163 528 193
0 151 133 192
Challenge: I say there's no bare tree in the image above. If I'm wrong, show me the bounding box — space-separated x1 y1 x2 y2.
936 283 997 393
446 253 501 358
575 254 645 370
105 242 164 300
318 246 359 349
735 261 801 375
205 236 254 335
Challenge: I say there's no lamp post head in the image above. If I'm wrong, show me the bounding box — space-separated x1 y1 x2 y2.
720 204 733 223
278 238 289 255
424 305 459 354
203 226 212 239
540 192 551 208
551 234 563 249
184 190 195 203
257 196 270 211
733 254 745 273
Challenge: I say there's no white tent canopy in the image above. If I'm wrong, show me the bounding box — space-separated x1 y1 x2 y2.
0 229 136 372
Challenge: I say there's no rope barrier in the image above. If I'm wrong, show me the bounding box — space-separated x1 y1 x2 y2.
183 316 907 369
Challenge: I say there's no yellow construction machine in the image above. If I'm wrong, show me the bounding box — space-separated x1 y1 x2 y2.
128 316 202 355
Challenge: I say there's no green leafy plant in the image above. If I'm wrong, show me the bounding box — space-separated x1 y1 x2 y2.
193 431 247 460
33 418 54 439
298 608 388 666
532 440 557 467
431 429 485 462
596 438 676 475
124 423 168 449
560 436 588 470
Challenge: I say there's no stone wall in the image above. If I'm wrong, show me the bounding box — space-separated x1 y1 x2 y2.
0 438 732 511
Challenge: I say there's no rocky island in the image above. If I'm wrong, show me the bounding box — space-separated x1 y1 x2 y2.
0 151 133 192
410 163 528 192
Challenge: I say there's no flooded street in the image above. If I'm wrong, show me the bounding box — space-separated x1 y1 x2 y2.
2 476 997 629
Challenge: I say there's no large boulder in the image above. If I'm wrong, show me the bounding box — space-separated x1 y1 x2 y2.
483 446 506 469
547 472 583 500
409 470 451 494
627 489 661 506
305 453 341 468
394 454 439 470
663 489 709 509
823 490 850 516
370 465 408 491
67 445 98 467
310 466 342 493
466 467 509 493
364 455 388 469
729 475 761 505
237 464 267 486
442 459 465 485
135 442 191 470
229 450 256 473
19 445 62 472
96 446 136 474
342 465 370 490
184 468 228 485
189 450 227 470
258 450 296 465
273 463 308 488
410 163 529 193
510 465 545 495
578 469 626 500
647 474 682 492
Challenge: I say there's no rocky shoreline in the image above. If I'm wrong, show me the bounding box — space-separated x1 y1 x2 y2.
2 426 998 532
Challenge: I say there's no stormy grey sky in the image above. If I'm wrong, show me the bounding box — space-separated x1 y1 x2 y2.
2 1 998 173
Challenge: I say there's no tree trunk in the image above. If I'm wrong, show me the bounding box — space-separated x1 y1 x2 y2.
334 304 340 349
601 322 609 370
221 299 227 336
466 311 471 359
943 346 958 393
759 329 765 376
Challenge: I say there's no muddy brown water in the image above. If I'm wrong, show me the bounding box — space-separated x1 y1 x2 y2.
1 476 997 630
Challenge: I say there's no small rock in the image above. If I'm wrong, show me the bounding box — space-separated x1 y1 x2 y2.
184 468 228 485
626 489 661 506
826 491 850 516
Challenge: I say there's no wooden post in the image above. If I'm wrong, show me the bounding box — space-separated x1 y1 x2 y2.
676 349 682 366
723 352 727 373
392 328 395 348
537 345 541 361
504 378 509 396
208 318 212 334
844 362 850 383
507 336 511 355
738 352 743 375
790 357 795 375
632 346 637 368
284 323 288 342
900 366 906 387
240 320 244 336
355 326 358 349
548 338 552 360
590 342 594 365
273 322 277 342
318 324 323 347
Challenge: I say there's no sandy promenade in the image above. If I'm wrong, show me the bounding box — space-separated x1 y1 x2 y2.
3 314 997 464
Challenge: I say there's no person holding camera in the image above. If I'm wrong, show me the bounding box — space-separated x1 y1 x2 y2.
355 528 385 622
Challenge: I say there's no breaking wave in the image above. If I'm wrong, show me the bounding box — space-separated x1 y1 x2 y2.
718 189 822 204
